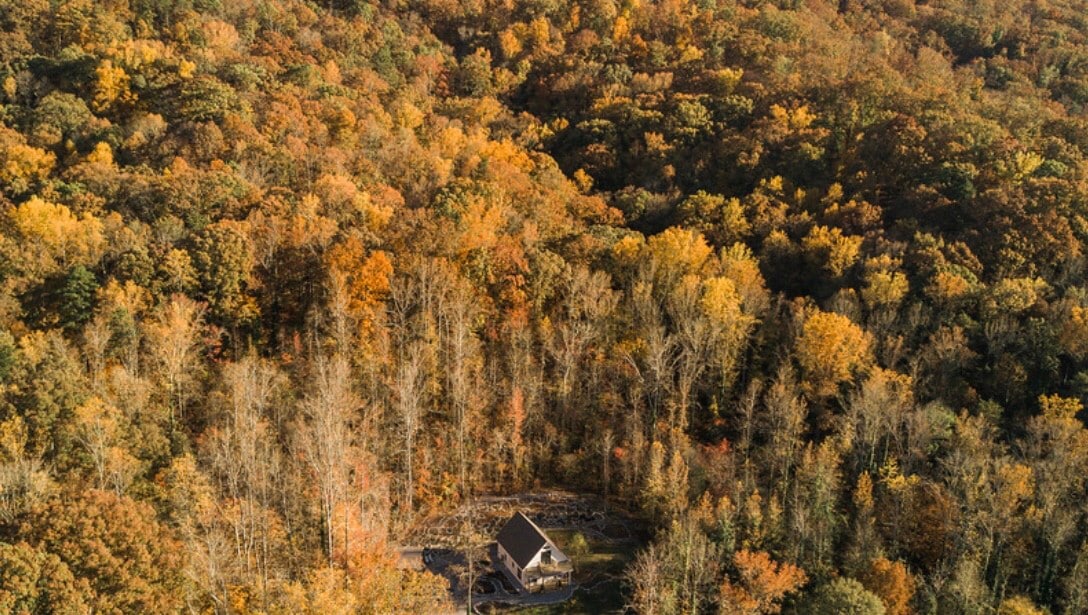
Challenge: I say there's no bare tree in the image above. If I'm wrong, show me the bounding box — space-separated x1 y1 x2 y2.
145 294 205 425
762 365 807 491
623 280 676 434
626 544 677 614
736 379 762 495
505 325 541 487
438 268 485 613
667 278 716 434
82 312 112 391
547 265 618 427
326 270 357 354
298 353 361 564
393 344 426 514
204 356 284 601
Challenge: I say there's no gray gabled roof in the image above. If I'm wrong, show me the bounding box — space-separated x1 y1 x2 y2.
496 511 549 568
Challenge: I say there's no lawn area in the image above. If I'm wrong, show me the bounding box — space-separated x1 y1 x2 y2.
519 529 636 614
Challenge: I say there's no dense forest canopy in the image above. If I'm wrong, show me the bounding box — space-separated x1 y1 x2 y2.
1 0 1088 613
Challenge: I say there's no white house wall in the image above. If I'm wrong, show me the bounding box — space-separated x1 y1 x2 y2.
524 549 543 572
497 538 568 588
498 545 546 586
497 544 515 579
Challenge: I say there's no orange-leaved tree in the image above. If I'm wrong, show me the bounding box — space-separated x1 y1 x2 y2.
719 549 807 615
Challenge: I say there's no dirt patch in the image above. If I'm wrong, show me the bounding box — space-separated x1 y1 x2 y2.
404 491 629 549
400 491 644 614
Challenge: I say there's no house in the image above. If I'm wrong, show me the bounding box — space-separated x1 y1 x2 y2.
495 511 573 593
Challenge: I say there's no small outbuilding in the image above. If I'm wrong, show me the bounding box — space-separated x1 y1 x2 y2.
495 511 573 593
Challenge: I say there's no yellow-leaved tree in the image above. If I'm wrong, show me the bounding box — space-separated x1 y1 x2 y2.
8 197 104 279
0 127 55 196
647 226 713 288
796 310 871 397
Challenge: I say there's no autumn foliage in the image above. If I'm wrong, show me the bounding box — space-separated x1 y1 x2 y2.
0 0 1087 613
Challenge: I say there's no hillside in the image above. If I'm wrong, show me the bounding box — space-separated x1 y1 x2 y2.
1 0 1087 613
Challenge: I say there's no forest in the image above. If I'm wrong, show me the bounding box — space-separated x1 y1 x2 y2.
1 0 1087 613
